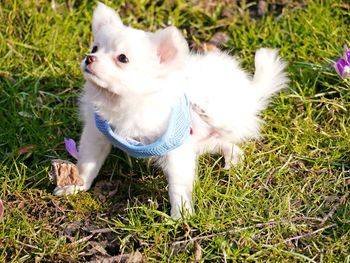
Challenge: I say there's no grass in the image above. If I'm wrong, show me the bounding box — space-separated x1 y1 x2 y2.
1 0 350 262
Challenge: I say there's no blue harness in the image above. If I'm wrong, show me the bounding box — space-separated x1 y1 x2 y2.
94 94 191 158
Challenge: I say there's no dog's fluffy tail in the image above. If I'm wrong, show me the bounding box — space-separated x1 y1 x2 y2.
252 48 288 109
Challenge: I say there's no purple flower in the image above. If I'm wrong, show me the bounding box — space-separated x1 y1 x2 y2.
335 44 350 79
64 138 79 160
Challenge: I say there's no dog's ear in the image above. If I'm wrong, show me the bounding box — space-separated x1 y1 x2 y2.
92 2 123 35
152 26 189 65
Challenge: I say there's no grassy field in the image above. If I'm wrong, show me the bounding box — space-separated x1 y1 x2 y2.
1 0 350 262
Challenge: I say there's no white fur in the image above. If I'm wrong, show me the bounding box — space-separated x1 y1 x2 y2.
54 3 288 219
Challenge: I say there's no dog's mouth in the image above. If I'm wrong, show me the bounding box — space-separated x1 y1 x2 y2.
84 67 94 75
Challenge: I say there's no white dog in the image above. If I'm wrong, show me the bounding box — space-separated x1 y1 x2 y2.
54 3 288 219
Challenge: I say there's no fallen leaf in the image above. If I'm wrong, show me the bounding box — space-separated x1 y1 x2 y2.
93 180 120 201
18 111 33 118
89 241 109 256
49 159 83 187
17 144 36 155
62 220 82 236
0 200 4 223
194 241 202 263
191 32 229 54
17 201 25 209
209 32 229 47
258 0 268 17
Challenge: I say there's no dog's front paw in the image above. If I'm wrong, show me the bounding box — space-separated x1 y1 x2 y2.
170 201 194 220
53 185 88 196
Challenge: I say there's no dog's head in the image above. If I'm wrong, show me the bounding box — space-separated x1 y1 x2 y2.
81 3 189 96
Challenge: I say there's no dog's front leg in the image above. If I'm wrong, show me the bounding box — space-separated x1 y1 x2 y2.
161 140 196 219
54 112 111 196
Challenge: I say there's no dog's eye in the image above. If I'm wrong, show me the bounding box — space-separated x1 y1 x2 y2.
117 54 129 63
91 46 98 53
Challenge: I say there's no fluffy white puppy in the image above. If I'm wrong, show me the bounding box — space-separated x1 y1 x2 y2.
54 3 288 219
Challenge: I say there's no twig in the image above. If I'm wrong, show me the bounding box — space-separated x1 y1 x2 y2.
172 217 320 247
282 223 336 243
321 191 349 225
172 223 260 246
168 217 323 261
70 234 94 246
261 245 318 263
89 228 113 234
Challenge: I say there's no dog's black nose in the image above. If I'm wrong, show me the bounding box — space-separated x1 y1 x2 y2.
85 55 96 65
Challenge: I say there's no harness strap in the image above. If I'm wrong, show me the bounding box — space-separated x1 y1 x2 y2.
94 94 191 158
